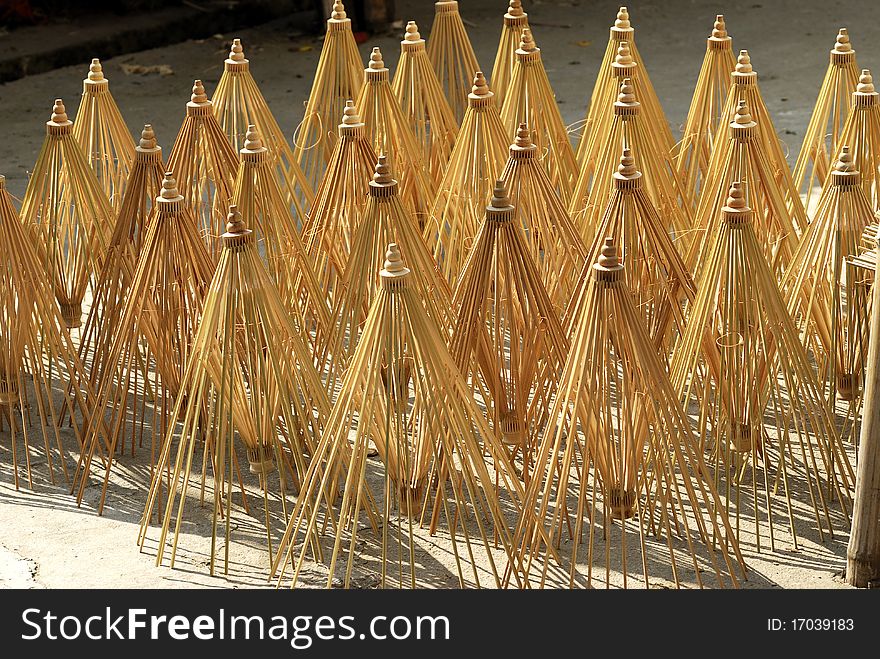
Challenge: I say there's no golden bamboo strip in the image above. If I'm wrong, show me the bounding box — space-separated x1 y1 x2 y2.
20 98 113 330
140 205 331 576
272 242 524 588
73 173 215 513
301 101 377 311
576 7 674 169
166 79 238 261
212 38 314 222
792 29 860 214
392 21 458 186
450 181 569 483
426 72 509 286
292 0 363 193
500 29 577 208
689 100 803 279
356 47 437 230
322 155 452 388
232 125 331 349
712 49 807 234
510 237 746 589
671 181 854 552
490 0 529 110
571 77 693 248
838 69 880 210
426 0 480 124
72 58 135 212
0 175 104 491
500 123 586 313
566 148 696 353
783 147 874 446
675 15 735 205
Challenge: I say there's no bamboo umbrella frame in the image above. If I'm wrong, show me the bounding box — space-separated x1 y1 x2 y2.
232 125 331 349
670 182 854 551
499 123 586 314
782 147 874 446
565 148 696 353
73 124 165 450
450 181 570 483
575 6 674 170
212 38 314 222
301 100 377 311
166 79 238 261
712 49 807 235
490 0 530 111
675 15 735 205
322 155 452 387
426 72 509 286
140 205 331 576
500 29 578 208
688 100 804 279
792 29 860 215
570 77 693 248
837 69 880 210
72 173 216 513
72 58 135 213
292 1 363 194
356 47 437 230
272 242 525 589
426 0 481 125
20 99 113 330
0 175 103 491
509 237 746 589
391 21 458 186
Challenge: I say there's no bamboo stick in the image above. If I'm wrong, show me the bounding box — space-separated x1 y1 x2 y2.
426 0 480 124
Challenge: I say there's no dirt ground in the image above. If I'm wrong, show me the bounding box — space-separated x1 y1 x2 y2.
1 0 877 588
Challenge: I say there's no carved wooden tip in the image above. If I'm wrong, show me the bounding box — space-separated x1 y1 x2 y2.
615 41 634 66
229 38 246 62
0 174 5 189
160 172 180 199
226 205 246 234
139 124 157 149
725 181 747 210
835 145 855 172
515 122 532 148
471 71 490 96
88 58 105 82
519 28 537 52
735 50 752 73
712 15 727 39
373 154 393 184
598 237 620 268
342 99 361 125
833 27 852 54
858 69 875 93
369 47 385 70
734 100 753 125
615 6 631 29
617 148 637 178
490 180 512 209
618 78 636 104
51 98 68 123
191 79 208 104
244 124 263 150
404 20 421 42
382 243 408 275
507 0 524 17
331 0 346 20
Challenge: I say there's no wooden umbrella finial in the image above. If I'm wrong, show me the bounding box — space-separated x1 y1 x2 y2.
159 171 182 201
229 38 246 62
404 20 422 42
244 124 264 151
507 0 524 18
618 77 636 104
471 71 490 96
373 154 394 184
834 145 856 173
225 204 246 234
191 79 208 104
833 27 853 54
50 98 69 124
519 28 537 53
341 99 361 125
615 41 634 67
615 6 631 29
515 122 533 148
369 47 386 71
724 181 748 211
139 124 157 149
88 58 106 82
734 99 754 125
380 242 410 279
712 14 728 39
735 50 753 74
331 0 347 20
490 179 513 210
617 147 638 178
858 68 875 93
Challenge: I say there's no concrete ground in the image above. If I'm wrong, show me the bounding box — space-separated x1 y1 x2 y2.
0 0 876 588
